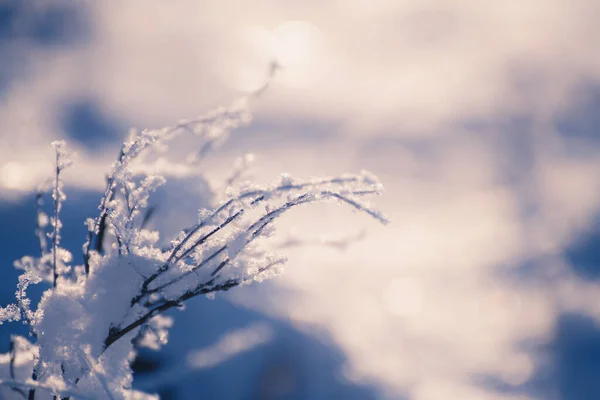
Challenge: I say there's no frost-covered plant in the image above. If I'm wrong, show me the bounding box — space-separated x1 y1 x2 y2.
0 88 387 399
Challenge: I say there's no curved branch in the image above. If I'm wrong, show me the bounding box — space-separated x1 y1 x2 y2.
138 175 375 293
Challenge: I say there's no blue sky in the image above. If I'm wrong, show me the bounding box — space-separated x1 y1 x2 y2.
2 1 600 399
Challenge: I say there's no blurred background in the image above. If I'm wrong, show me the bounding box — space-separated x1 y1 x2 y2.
2 1 600 399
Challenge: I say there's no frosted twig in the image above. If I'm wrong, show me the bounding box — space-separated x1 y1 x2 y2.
105 259 283 352
8 339 27 399
50 141 71 287
137 174 379 297
134 187 385 307
0 64 387 400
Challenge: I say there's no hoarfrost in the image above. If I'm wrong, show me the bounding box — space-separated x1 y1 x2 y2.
0 90 386 399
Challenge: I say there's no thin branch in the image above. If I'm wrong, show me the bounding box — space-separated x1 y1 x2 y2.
83 96 252 273
137 175 370 295
105 258 282 352
84 66 277 274
51 150 60 288
135 188 383 304
142 246 227 300
84 144 128 274
9 339 16 380
224 153 254 188
139 206 156 230
28 365 38 400
176 208 245 263
134 198 244 302
322 191 389 224
107 283 231 351
15 278 36 338
49 141 71 287
8 339 27 399
170 176 361 262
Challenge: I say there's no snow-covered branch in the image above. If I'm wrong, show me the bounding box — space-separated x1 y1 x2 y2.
0 87 386 399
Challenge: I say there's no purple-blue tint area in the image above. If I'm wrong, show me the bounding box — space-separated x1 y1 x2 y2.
0 89 385 396
0 191 386 399
0 195 39 345
555 86 600 281
0 1 89 92
60 100 126 149
551 313 600 399
554 85 600 147
477 313 600 400
0 2 87 46
0 190 100 351
1 6 600 394
565 222 600 281
134 298 388 400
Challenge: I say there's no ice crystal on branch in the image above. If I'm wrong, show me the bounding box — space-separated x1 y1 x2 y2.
0 90 387 399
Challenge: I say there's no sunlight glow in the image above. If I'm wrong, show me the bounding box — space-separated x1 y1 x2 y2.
272 20 316 69
233 20 322 91
272 20 322 89
0 162 25 190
